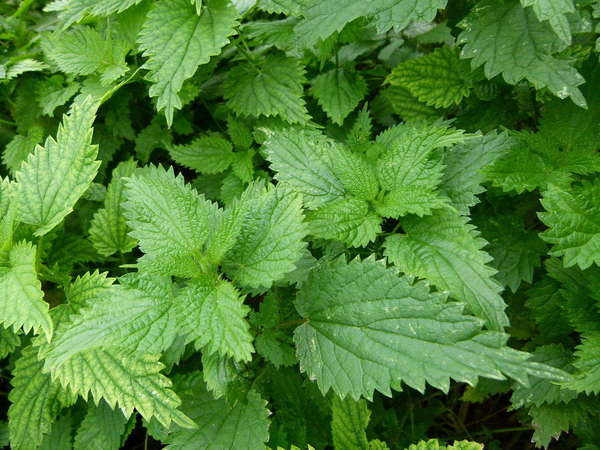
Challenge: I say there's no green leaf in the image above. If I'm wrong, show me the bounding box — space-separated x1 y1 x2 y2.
38 413 73 450
331 396 370 450
44 0 145 27
293 256 567 399
476 212 546 293
294 0 447 47
223 183 307 289
224 54 309 124
539 180 600 269
138 0 239 125
165 375 270 449
89 160 138 257
374 121 466 217
178 277 254 362
387 46 474 108
73 401 129 450
2 126 44 174
50 347 195 429
527 396 599 447
42 273 180 370
520 0 575 44
458 0 586 107
41 27 129 84
263 128 346 208
439 131 514 214
484 131 600 194
123 165 214 277
15 96 100 236
168 136 235 174
8 345 68 450
566 332 600 393
310 67 367 125
306 197 381 247
384 209 509 331
383 86 439 121
0 241 52 341
511 345 577 408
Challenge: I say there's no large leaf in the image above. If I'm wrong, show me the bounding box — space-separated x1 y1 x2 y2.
293 256 567 399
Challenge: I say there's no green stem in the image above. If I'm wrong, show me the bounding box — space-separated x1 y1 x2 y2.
11 0 36 18
0 118 17 126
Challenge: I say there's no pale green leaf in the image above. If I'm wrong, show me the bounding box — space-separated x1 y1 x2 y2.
89 160 138 257
15 96 100 236
384 209 509 331
387 46 474 108
8 346 67 450
123 165 214 277
178 277 254 361
0 241 52 340
331 396 370 450
306 197 381 247
50 347 195 429
263 128 346 208
2 126 44 174
42 273 180 370
44 0 145 27
294 0 447 47
41 27 129 84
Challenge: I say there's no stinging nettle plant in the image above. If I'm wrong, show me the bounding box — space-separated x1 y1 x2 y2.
0 0 599 448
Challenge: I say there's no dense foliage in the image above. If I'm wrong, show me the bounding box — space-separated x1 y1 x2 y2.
0 0 599 448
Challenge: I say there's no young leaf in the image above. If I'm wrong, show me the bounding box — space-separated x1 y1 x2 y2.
293 256 567 399
0 241 52 341
41 27 129 84
223 184 307 290
387 46 474 108
178 277 254 362
168 136 235 174
384 209 509 331
50 347 195 429
263 128 346 208
331 396 370 450
15 96 100 236
138 0 239 125
89 160 138 257
224 54 309 124
310 67 367 125
123 165 214 277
